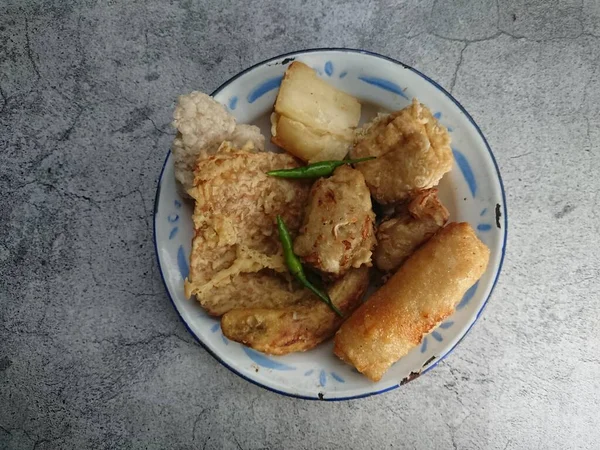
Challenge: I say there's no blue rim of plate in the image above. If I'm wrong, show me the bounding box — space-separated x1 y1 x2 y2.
153 47 508 401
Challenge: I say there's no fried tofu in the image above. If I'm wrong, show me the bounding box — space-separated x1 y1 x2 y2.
374 189 449 272
293 166 376 277
350 99 453 204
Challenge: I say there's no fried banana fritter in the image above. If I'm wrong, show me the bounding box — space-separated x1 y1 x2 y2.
221 266 370 355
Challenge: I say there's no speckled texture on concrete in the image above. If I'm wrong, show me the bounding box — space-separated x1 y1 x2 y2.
1 0 599 449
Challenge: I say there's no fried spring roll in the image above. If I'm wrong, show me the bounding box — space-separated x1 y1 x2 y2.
333 222 490 381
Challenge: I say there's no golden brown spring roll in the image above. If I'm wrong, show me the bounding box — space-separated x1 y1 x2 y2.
334 222 490 381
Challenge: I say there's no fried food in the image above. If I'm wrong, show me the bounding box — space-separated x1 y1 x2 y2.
350 99 453 204
270 113 353 163
170 80 491 364
172 92 264 193
334 223 490 381
271 61 361 162
197 271 308 317
229 124 265 151
221 266 370 355
374 189 449 272
276 62 361 133
183 142 310 315
293 166 376 277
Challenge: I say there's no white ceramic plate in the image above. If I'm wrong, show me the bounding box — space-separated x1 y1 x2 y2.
154 49 507 400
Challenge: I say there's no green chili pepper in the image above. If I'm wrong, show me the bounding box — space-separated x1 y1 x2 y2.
267 157 376 179
276 215 343 317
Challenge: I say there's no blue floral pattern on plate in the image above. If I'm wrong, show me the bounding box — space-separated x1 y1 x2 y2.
154 49 507 400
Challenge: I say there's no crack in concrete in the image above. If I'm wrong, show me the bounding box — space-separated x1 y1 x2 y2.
116 288 160 298
510 152 532 159
6 179 38 194
584 116 592 153
434 25 600 96
135 187 151 230
143 12 152 108
32 435 67 450
24 17 41 80
79 331 198 405
449 42 468 94
443 364 474 431
430 29 600 45
192 408 208 442
9 179 148 207
119 333 183 347
580 53 599 154
0 83 7 115
498 29 600 42
99 189 140 203
85 249 164 299
58 107 85 142
385 405 408 423
127 125 167 293
1 323 50 338
37 181 101 210
430 30 504 44
86 247 102 289
3 425 38 446
146 115 170 135
495 0 500 30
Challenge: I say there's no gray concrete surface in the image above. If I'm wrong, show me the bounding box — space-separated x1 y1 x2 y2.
1 0 599 449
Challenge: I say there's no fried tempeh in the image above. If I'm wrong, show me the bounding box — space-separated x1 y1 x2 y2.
184 143 310 314
221 266 370 355
334 223 489 381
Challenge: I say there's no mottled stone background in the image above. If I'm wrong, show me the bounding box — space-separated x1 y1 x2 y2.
1 0 599 449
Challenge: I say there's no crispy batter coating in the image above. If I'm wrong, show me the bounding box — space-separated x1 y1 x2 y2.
350 99 453 204
183 142 310 315
334 223 490 381
171 92 264 194
293 166 376 277
221 266 370 354
196 271 310 317
374 189 449 272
